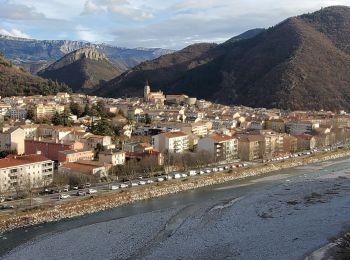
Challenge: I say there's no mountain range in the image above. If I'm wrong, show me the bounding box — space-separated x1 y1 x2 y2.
96 6 350 111
38 48 122 92
0 35 173 74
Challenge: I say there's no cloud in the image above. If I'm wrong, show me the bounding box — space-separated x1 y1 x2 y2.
75 25 100 42
82 0 154 20
0 28 31 38
0 1 45 20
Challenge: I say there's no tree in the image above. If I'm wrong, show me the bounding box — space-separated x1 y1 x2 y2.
70 102 83 117
145 113 152 124
51 111 63 126
26 107 35 120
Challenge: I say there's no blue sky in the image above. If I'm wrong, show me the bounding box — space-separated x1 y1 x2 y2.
0 0 349 49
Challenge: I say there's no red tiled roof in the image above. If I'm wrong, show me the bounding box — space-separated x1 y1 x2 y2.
163 131 187 138
0 154 51 168
208 133 233 142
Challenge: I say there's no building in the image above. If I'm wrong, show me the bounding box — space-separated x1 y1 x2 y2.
181 122 209 137
144 83 165 104
0 154 54 192
0 127 25 154
237 135 264 161
35 103 65 119
57 150 94 163
198 133 238 162
152 131 189 154
9 107 27 120
265 119 286 133
58 161 108 179
25 139 84 161
285 121 318 135
99 150 126 166
294 134 317 151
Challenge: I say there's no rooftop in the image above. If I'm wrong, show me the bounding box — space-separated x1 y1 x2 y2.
0 154 51 169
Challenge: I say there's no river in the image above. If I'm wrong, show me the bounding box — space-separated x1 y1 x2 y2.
1 157 350 259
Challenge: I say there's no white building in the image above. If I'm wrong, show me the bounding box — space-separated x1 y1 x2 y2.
198 133 238 162
285 121 319 135
152 131 189 154
0 154 54 192
0 127 25 154
99 150 126 166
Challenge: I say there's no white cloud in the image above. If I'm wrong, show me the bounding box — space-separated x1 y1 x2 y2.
0 28 31 38
82 0 154 20
75 25 100 42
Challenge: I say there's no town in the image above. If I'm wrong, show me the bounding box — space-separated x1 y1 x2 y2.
0 82 350 208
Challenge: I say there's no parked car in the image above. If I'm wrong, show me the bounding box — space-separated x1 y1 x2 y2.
76 191 86 196
212 168 218 172
165 175 172 180
85 183 91 188
157 177 164 182
146 180 154 184
120 183 128 188
181 173 188 178
0 196 5 203
72 185 79 190
189 170 197 176
199 170 205 175
87 189 97 194
218 167 224 171
59 194 70 199
205 169 211 173
63 185 69 192
138 181 146 185
173 173 181 179
109 185 119 190
0 204 14 210
129 182 138 187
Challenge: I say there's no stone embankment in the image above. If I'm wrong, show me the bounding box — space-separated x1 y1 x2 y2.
1 149 350 235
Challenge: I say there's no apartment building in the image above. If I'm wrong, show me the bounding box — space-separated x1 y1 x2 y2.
35 103 65 119
0 154 54 192
197 133 238 162
237 135 264 161
285 121 319 135
152 131 189 154
25 139 84 161
0 127 25 154
181 122 209 137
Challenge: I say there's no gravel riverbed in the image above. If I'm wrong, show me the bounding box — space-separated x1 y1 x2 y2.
2 158 350 260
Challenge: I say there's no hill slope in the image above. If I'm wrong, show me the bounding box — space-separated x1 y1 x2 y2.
0 36 174 73
0 53 70 97
38 48 122 92
99 6 350 111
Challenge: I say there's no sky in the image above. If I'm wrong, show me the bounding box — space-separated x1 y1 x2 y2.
0 0 349 49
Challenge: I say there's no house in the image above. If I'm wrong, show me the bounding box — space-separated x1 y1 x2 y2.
99 150 126 166
0 127 25 154
152 131 189 154
57 150 94 163
58 161 109 179
0 154 54 192
198 133 238 162
35 104 65 119
25 139 84 161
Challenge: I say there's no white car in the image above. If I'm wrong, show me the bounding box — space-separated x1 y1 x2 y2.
218 167 224 171
87 189 97 194
199 170 205 175
165 175 173 180
205 169 211 173
138 181 146 185
212 168 218 172
130 182 138 187
189 170 197 176
120 183 128 188
146 180 154 184
181 173 188 178
109 185 119 190
157 177 164 182
173 173 181 179
59 193 70 199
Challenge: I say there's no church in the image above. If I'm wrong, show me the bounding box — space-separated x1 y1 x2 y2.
144 82 166 104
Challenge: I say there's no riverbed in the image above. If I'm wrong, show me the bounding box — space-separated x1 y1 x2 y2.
1 157 350 259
